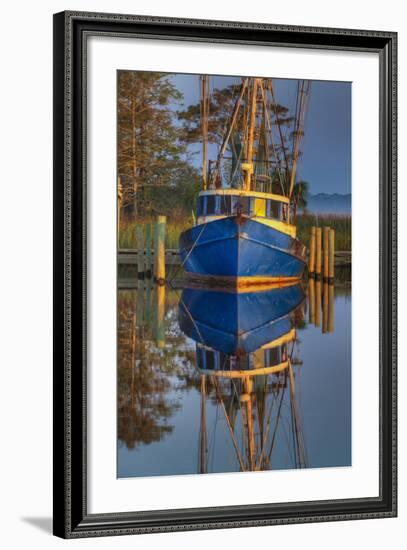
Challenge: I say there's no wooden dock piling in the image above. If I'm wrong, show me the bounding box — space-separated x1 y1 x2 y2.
315 227 322 279
309 226 316 275
155 284 166 349
145 223 152 278
322 281 329 333
315 279 321 327
136 226 144 279
309 277 315 325
154 215 166 285
328 283 335 333
328 229 335 282
323 226 330 281
117 176 122 240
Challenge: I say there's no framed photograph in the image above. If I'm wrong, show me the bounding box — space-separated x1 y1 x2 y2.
53 11 397 538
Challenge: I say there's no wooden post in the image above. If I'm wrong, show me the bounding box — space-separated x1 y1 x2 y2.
309 226 316 275
136 226 144 279
323 226 330 281
145 276 152 329
117 176 122 246
328 283 335 333
145 223 152 278
155 284 165 349
136 285 144 329
315 279 321 327
328 229 335 281
309 277 315 325
315 227 322 279
322 281 329 334
154 215 166 284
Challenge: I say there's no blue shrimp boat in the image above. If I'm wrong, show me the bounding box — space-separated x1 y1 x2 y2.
179 189 307 285
179 76 310 287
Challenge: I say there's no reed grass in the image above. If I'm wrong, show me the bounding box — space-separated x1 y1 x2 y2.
119 214 351 252
296 214 351 251
119 218 192 250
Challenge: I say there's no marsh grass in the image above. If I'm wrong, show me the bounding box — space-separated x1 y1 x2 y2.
119 217 192 250
296 214 351 251
119 213 351 252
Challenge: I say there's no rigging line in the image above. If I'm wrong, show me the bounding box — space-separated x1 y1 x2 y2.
168 222 208 284
267 370 288 464
293 364 309 466
288 363 306 468
268 80 290 182
259 82 286 196
288 337 302 466
289 363 308 468
289 372 300 467
208 400 220 472
289 80 309 198
213 378 246 471
212 78 249 186
256 380 280 467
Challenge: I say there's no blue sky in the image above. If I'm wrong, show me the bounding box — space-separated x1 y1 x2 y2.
169 74 351 196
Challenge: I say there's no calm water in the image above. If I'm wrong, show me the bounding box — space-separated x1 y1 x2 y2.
117 280 351 477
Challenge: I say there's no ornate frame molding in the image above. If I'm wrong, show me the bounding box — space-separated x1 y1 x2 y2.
53 11 397 538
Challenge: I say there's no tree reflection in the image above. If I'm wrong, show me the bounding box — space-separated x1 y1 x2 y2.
117 290 199 450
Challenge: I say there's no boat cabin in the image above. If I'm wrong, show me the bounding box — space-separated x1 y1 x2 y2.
196 340 294 379
196 189 291 224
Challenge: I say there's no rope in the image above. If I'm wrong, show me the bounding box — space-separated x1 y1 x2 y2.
168 223 207 283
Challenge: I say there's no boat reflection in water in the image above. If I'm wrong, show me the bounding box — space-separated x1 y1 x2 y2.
179 282 308 473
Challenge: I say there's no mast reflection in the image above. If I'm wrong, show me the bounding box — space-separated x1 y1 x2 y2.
179 283 308 473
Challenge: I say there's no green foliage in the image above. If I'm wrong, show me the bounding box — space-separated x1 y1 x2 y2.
118 71 199 217
178 83 242 145
293 180 309 210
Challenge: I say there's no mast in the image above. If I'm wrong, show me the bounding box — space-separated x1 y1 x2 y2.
201 76 209 190
288 80 311 199
244 78 259 190
199 375 208 474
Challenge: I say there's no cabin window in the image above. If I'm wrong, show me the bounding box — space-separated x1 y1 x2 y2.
204 350 216 370
197 347 205 369
197 196 205 217
266 199 282 219
266 346 282 366
219 195 232 214
205 195 216 216
234 196 251 215
281 203 289 222
199 194 286 220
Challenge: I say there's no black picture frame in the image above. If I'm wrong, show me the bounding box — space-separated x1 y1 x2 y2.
53 10 397 538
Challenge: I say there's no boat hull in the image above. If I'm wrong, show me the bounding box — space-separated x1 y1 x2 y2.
179 216 306 285
179 284 305 355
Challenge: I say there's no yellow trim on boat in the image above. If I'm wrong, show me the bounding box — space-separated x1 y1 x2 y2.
197 360 290 378
199 188 290 204
196 214 297 238
183 280 302 293
185 272 302 288
261 328 296 349
254 216 297 238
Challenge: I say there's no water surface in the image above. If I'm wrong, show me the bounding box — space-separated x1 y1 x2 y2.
117 280 351 477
